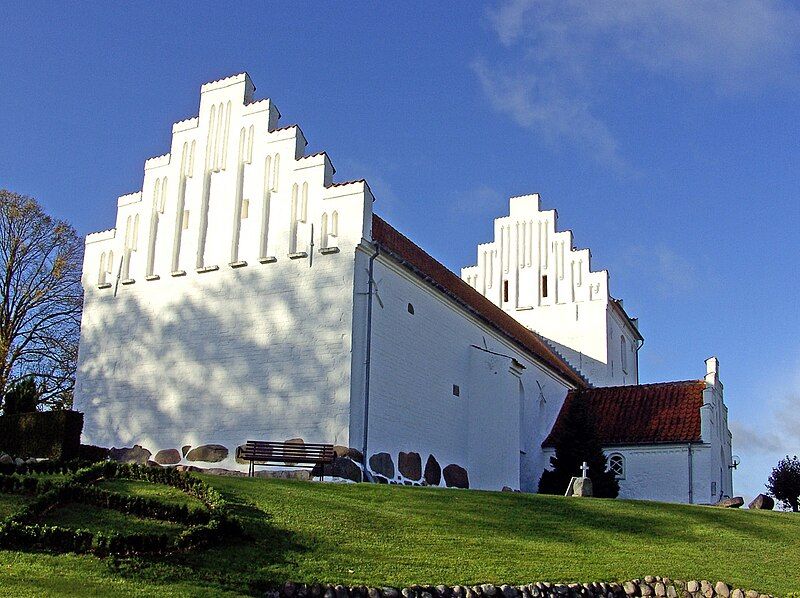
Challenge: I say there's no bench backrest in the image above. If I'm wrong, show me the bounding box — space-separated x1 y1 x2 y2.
239 440 335 464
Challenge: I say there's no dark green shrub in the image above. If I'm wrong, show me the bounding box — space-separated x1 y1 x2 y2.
538 397 619 498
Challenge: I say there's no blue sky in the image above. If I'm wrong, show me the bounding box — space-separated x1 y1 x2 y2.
1 1 798 502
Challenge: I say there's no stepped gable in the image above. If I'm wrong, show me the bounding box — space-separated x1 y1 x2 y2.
542 380 706 447
371 215 588 389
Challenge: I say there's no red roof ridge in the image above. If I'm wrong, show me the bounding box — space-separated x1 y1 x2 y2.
579 380 704 391
371 214 588 389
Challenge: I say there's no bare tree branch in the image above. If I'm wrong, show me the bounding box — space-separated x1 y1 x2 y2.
0 190 83 411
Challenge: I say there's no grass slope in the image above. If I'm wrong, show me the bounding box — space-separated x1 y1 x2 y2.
2 477 799 596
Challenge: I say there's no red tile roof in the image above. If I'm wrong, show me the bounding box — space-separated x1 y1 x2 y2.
542 381 706 447
371 215 588 389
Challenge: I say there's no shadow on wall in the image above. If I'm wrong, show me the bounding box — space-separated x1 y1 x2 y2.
76 260 355 469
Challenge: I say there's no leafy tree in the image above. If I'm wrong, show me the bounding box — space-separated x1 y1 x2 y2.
538 397 619 498
3 376 39 414
767 455 800 512
0 190 83 412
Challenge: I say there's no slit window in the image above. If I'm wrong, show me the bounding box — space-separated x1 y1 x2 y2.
503 280 509 302
541 275 548 298
407 303 415 315
452 384 460 397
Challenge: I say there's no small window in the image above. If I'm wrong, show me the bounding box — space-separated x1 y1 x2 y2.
711 481 717 497
541 275 548 298
241 199 249 219
608 453 625 479
407 303 414 314
452 384 460 397
503 280 509 302
182 210 190 230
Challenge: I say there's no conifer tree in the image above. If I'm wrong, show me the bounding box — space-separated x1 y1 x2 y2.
538 396 619 498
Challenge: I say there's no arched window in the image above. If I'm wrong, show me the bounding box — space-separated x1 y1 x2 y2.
608 453 625 479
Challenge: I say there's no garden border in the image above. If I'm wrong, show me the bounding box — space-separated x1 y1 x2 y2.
0 461 242 556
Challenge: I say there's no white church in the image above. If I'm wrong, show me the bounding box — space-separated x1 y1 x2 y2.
74 73 733 503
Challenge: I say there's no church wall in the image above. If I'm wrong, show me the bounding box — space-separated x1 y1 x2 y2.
75 74 373 471
360 251 573 491
606 304 640 386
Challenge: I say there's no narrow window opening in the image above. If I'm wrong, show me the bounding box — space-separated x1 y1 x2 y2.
407 303 414 315
503 280 509 302
621 335 628 374
241 199 249 220
541 275 548 298
182 210 190 230
452 384 460 397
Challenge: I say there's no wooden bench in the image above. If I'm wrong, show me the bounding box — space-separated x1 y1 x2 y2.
237 440 336 479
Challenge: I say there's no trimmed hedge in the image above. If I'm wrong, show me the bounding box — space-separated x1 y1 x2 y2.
0 461 242 556
0 410 83 460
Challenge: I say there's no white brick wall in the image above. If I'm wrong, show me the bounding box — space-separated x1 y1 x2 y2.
75 73 372 470
358 251 574 491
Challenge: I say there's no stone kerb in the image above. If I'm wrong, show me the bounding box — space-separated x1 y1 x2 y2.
275 578 775 598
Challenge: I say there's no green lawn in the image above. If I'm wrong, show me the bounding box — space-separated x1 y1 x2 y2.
96 478 206 511
2 477 800 596
0 492 28 518
38 503 186 537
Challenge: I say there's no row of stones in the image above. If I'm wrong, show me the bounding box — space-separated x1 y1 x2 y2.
367 451 469 488
276 578 773 598
109 442 472 490
109 443 229 465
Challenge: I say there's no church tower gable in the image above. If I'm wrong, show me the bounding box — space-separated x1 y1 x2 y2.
461 194 641 387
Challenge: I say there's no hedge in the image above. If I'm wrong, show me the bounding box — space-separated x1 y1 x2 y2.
0 461 242 556
0 410 83 460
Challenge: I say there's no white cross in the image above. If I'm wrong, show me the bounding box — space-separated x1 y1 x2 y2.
581 461 589 477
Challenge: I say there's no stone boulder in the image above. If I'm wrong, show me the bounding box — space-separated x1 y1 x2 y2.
181 445 191 457
154 448 181 465
398 451 422 480
331 457 362 483
748 494 774 510
443 463 469 489
334 445 364 464
424 454 441 486
369 452 395 479
0 453 13 465
185 444 229 463
255 469 312 481
568 477 593 497
109 445 152 464
715 496 744 508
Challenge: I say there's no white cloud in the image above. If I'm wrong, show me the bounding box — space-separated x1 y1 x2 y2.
478 0 800 166
730 420 784 455
472 59 628 171
449 184 505 218
621 244 700 298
